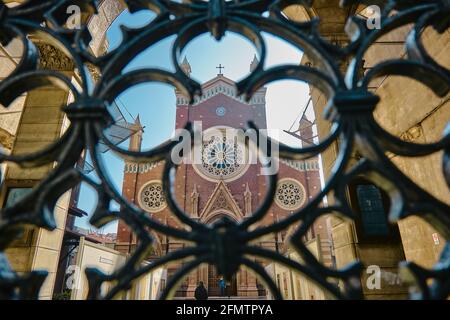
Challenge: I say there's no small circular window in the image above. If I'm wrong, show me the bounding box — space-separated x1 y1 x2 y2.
139 181 166 213
275 179 306 210
216 106 226 117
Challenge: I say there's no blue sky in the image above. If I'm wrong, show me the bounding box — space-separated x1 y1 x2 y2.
75 9 312 233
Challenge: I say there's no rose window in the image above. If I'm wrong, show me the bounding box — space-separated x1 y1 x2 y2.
195 135 248 181
275 179 306 210
139 181 166 212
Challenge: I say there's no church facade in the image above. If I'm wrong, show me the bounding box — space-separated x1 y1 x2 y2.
116 58 323 297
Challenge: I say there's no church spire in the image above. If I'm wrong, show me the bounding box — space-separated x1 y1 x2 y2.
180 56 192 77
250 54 259 72
128 115 144 151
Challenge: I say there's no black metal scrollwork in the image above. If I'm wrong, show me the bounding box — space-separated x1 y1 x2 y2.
0 0 449 300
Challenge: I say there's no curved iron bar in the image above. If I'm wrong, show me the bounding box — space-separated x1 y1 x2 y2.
240 256 283 300
246 120 342 161
102 246 209 300
407 9 450 79
288 207 362 277
360 119 450 237
243 123 356 240
238 158 277 230
0 0 448 300
86 123 195 241
400 242 450 300
242 245 347 299
162 154 210 232
346 2 442 88
159 255 211 300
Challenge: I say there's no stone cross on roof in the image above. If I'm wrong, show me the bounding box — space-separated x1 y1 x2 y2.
216 64 225 75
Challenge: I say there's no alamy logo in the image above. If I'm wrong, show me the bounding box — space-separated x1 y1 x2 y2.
366 265 403 290
65 265 82 290
366 265 382 289
170 121 280 176
365 5 382 30
66 5 82 30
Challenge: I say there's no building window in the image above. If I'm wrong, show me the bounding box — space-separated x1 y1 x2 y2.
356 184 389 236
349 179 400 240
274 178 306 211
215 106 226 117
138 181 167 213
193 127 251 182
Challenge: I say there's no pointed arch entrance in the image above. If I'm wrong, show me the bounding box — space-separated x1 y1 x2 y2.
204 211 238 297
207 264 238 297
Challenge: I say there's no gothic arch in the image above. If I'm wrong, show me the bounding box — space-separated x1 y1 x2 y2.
202 209 239 225
86 0 127 56
199 180 244 223
0 1 372 81
88 1 373 60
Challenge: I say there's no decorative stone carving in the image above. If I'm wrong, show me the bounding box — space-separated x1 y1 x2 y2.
35 43 74 71
200 181 244 222
191 184 199 217
275 178 306 211
244 182 252 216
86 63 101 82
195 134 248 182
211 190 232 212
138 181 166 213
400 124 423 142
0 127 14 150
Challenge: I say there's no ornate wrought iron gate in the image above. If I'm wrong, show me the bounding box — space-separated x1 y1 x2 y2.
0 0 449 300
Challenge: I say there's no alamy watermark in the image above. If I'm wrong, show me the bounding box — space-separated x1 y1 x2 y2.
170 121 281 176
365 5 382 30
65 4 382 30
64 264 404 292
66 5 82 30
366 265 403 290
65 265 82 290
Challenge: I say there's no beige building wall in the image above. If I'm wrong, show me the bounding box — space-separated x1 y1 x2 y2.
370 27 449 267
71 237 126 300
70 237 166 300
3 191 72 300
0 3 79 299
285 3 448 298
266 236 330 300
1 72 74 299
0 0 126 300
316 25 448 269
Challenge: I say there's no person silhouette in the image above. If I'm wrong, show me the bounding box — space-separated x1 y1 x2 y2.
226 279 231 298
218 278 226 297
194 281 208 300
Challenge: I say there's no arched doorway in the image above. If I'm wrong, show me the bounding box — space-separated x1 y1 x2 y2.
208 264 237 297
203 212 239 297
